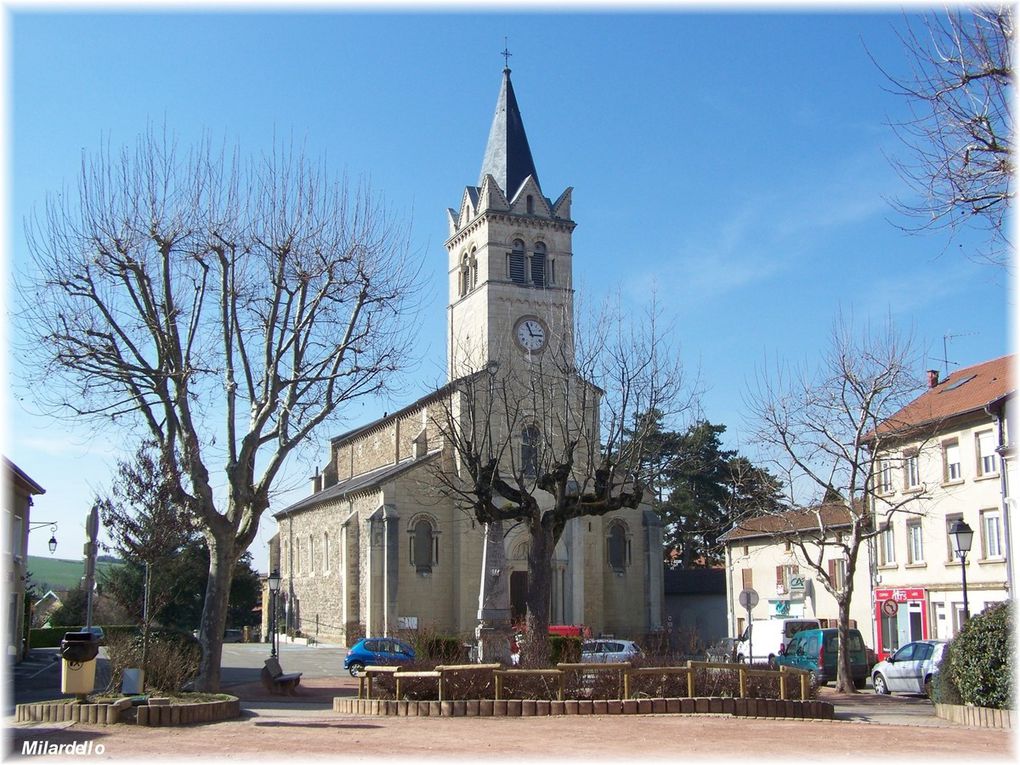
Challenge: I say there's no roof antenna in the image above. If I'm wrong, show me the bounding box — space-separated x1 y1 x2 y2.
938 331 978 377
501 37 512 73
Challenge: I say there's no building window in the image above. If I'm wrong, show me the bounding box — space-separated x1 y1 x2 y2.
828 558 847 590
521 425 540 478
976 430 998 477
469 248 478 290
775 564 799 596
459 254 470 297
741 568 753 590
907 521 924 564
526 194 534 214
944 513 964 561
607 521 630 573
323 532 330 572
904 453 920 490
943 439 962 482
531 242 546 287
508 239 527 284
878 524 896 566
878 460 893 494
409 516 439 574
308 535 315 573
295 539 302 573
981 508 1003 558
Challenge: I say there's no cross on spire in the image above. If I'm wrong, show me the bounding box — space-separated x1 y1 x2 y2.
501 38 512 72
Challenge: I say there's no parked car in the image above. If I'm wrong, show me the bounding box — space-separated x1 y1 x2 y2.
344 637 415 676
223 628 243 643
871 640 947 696
735 618 820 665
82 626 105 645
704 637 739 663
775 627 871 688
580 638 642 663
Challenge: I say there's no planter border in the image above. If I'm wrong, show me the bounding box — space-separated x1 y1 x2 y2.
333 695 833 720
15 696 240 727
934 702 1013 729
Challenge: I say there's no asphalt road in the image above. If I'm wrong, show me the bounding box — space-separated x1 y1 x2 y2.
11 642 954 728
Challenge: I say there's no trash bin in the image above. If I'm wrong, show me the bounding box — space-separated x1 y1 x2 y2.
60 631 100 695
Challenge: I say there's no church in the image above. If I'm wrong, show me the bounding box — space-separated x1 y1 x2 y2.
271 66 664 647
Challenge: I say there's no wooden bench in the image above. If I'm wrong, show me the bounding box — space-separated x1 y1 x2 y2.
261 657 302 695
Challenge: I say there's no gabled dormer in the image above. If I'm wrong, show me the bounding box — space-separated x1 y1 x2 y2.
508 175 552 218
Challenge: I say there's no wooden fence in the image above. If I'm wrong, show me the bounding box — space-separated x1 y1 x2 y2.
358 660 811 702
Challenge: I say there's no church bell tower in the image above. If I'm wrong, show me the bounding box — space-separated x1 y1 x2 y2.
445 66 576 380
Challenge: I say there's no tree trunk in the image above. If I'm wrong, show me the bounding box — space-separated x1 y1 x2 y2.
195 537 236 691
522 516 554 666
834 598 856 693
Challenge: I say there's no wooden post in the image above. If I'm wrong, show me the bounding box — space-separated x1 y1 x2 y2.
800 671 808 700
395 675 402 700
437 671 443 702
779 669 787 700
366 672 373 700
687 667 694 698
739 667 747 699
358 674 365 700
495 672 503 701
558 672 565 701
623 670 630 699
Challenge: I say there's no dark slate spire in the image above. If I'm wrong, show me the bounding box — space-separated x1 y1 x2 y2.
478 68 540 198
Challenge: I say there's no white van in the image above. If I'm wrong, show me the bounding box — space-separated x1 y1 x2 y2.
735 618 820 665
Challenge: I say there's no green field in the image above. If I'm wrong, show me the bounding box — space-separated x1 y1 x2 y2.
26 555 122 593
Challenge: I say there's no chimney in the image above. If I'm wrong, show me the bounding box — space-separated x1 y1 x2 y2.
927 369 940 388
311 467 322 494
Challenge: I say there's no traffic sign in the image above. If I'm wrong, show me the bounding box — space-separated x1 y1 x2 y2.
739 588 759 609
881 599 899 617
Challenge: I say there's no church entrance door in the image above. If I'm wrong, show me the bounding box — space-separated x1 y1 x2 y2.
510 570 528 623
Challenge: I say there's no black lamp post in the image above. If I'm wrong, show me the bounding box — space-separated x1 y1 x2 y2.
948 519 974 622
268 569 281 658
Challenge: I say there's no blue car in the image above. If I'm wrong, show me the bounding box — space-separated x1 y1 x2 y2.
344 637 415 676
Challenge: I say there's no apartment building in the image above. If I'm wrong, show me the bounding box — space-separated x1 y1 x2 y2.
867 355 1014 659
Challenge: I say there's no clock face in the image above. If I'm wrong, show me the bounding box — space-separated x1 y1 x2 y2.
514 317 547 353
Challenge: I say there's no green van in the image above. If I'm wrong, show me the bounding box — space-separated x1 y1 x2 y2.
775 627 871 688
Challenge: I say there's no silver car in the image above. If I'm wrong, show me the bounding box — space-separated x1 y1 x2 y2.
871 639 947 696
581 638 642 663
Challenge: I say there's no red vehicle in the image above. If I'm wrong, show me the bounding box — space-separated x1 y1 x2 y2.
510 624 590 664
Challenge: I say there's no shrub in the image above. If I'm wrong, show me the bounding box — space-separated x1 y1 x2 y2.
549 636 581 664
929 643 963 705
105 628 201 693
947 601 1014 709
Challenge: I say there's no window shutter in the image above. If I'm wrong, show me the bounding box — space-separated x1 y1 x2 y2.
776 565 784 585
741 568 753 590
828 560 836 581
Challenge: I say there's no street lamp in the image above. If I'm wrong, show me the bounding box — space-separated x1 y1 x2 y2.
948 519 974 622
268 569 281 658
28 522 58 554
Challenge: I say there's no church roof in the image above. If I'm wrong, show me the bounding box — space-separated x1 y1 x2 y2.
273 451 440 519
478 68 541 199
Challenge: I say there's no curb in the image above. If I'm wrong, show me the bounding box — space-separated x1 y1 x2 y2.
332 696 834 720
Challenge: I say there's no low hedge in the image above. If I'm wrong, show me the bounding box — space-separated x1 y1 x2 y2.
29 625 139 648
947 601 1014 709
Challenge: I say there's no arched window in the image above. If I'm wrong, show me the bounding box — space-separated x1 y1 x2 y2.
308 535 315 573
526 194 534 214
409 515 439 574
607 521 631 573
531 242 546 287
521 425 540 478
469 248 478 290
323 531 330 572
459 253 470 297
508 239 526 284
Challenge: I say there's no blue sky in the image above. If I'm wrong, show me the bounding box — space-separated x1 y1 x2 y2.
6 9 1011 561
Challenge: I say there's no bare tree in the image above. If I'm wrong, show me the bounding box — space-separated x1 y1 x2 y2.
16 129 422 690
745 318 933 692
431 296 695 663
877 7 1013 266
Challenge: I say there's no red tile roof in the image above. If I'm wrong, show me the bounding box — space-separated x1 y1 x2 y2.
721 503 855 542
877 354 1014 436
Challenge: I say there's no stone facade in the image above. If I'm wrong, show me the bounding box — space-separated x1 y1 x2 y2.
272 68 664 647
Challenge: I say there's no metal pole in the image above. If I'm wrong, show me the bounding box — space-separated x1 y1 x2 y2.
270 589 278 659
960 551 970 622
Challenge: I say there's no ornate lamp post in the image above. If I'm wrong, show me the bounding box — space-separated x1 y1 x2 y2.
948 519 974 622
268 569 281 658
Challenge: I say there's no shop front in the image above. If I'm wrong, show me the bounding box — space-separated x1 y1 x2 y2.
873 587 929 661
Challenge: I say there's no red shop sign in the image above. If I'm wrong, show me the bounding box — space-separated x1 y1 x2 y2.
875 588 926 602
